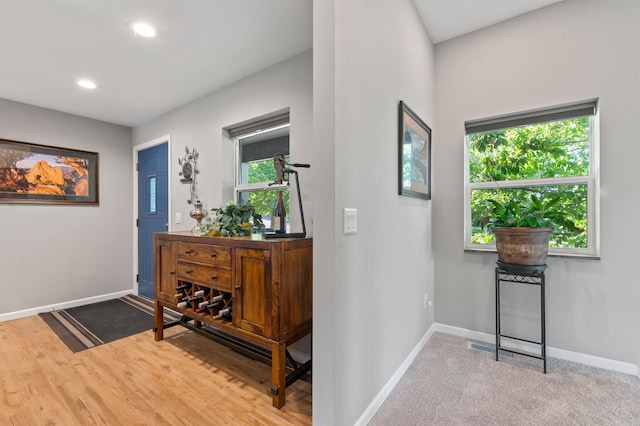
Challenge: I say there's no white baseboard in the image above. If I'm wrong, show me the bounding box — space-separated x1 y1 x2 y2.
353 323 437 426
434 323 639 377
434 323 496 344
0 290 135 323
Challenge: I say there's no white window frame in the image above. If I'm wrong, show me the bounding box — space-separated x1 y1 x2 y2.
463 102 600 258
233 123 290 201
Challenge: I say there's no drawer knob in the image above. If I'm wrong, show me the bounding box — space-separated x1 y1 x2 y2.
211 275 218 280
185 249 192 254
169 271 175 275
234 285 241 290
210 252 217 258
185 269 192 274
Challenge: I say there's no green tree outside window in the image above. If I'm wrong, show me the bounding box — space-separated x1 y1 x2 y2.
469 117 590 249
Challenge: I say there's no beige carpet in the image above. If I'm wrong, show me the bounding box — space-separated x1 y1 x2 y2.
370 332 640 425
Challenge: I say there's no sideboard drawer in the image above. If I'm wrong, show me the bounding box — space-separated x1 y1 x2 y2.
177 261 232 291
176 243 231 268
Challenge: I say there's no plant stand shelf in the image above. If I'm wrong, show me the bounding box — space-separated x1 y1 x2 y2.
495 261 547 373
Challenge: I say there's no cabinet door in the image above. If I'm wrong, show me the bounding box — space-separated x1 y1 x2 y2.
233 248 272 338
154 238 176 304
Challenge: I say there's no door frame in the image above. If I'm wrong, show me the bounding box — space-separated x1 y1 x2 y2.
133 134 172 294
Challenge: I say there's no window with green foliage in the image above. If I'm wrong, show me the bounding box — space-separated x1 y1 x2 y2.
233 122 290 232
464 100 599 256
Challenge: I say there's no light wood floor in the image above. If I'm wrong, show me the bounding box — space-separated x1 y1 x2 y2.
0 315 311 425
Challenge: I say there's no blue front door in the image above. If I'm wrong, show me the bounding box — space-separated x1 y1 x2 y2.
138 143 168 298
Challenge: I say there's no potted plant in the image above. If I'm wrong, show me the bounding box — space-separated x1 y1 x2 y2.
479 194 583 265
200 201 263 237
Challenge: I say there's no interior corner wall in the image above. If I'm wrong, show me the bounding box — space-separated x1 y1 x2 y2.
433 0 640 370
0 99 133 316
315 0 436 424
132 50 313 236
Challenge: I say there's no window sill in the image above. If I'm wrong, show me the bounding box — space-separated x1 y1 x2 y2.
463 247 601 261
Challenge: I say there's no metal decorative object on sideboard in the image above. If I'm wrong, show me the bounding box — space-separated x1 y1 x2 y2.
177 146 207 235
266 153 310 239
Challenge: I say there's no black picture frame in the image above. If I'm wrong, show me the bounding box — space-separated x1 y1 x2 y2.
398 101 431 199
0 138 99 205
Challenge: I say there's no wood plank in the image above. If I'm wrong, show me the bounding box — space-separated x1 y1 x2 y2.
0 315 311 425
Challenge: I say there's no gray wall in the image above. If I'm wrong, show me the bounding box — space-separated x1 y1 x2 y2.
132 50 313 358
133 50 313 234
0 99 132 316
312 0 337 421
314 0 436 424
434 0 640 369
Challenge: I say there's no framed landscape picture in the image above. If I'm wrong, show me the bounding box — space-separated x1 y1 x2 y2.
0 138 99 205
398 100 431 199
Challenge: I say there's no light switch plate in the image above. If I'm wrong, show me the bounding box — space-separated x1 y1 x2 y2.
344 208 357 234
175 212 182 224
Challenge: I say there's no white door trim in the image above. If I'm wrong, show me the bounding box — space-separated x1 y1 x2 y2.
132 135 172 294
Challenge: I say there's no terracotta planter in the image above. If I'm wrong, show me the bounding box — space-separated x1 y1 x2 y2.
492 227 553 266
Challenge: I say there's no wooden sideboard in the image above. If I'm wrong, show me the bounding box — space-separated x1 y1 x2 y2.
153 232 312 408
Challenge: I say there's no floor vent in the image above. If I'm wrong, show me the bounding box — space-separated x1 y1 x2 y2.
468 341 513 358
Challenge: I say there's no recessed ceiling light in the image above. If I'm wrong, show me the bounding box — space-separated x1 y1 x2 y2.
77 79 97 89
131 22 156 38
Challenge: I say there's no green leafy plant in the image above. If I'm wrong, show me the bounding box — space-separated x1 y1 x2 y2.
201 201 263 237
478 193 583 235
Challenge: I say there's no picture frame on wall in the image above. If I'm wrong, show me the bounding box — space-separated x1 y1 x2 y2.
0 138 99 205
398 100 431 199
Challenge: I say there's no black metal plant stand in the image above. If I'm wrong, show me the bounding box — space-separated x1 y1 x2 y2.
495 261 547 373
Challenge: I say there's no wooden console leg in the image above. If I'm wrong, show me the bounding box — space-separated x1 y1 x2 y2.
154 301 164 341
271 342 286 408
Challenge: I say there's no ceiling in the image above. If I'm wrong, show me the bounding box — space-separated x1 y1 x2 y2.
0 0 561 128
415 0 563 44
0 0 313 127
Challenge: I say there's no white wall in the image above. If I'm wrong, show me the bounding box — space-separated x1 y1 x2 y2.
434 0 640 370
0 99 132 317
132 50 313 234
314 0 436 424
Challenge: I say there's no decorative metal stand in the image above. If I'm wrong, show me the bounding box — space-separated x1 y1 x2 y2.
178 146 207 235
495 260 547 373
267 153 310 239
